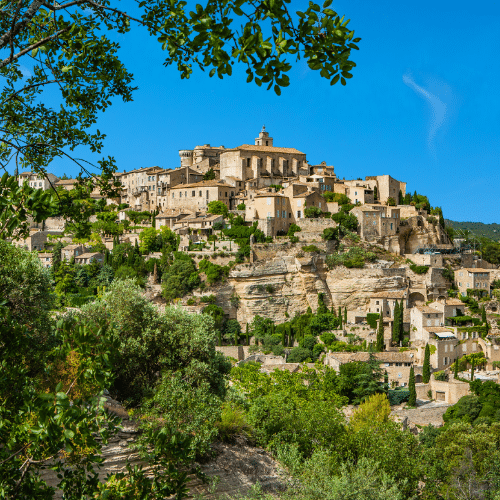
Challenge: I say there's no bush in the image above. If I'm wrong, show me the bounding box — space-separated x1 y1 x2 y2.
322 227 339 241
367 313 380 329
186 298 196 305
287 346 313 363
216 403 253 443
236 203 246 210
207 200 229 218
302 245 321 253
320 331 337 346
388 389 410 406
304 207 322 218
410 264 429 274
200 294 217 303
287 223 302 236
322 192 351 204
290 235 300 244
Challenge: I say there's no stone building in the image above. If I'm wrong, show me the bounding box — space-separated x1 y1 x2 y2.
343 180 375 205
62 244 87 261
18 171 60 190
455 268 491 297
168 180 235 211
219 127 307 184
116 166 165 211
74 252 104 265
364 175 406 204
351 206 400 240
37 252 53 268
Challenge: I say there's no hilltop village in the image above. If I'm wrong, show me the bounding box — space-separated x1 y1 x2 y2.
15 127 500 405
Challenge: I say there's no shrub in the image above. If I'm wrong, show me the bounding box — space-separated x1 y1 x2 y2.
186 298 196 305
266 284 275 294
236 203 246 210
200 294 217 303
207 200 229 218
388 389 410 406
216 403 253 443
410 264 429 274
322 227 339 241
367 313 380 329
320 331 337 346
302 245 321 253
287 223 302 236
287 346 313 363
304 207 322 218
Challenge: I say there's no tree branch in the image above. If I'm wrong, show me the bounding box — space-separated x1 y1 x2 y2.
1 80 61 105
0 27 71 69
0 0 44 51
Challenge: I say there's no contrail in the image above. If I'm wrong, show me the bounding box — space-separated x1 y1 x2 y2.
403 72 447 160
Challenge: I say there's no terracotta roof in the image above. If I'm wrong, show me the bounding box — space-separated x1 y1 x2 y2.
55 179 76 185
254 192 285 198
328 351 413 363
229 144 306 155
75 252 103 259
424 327 455 333
462 268 491 273
38 253 53 257
370 291 406 299
170 180 233 189
444 298 465 305
176 214 222 223
63 244 82 250
416 306 444 314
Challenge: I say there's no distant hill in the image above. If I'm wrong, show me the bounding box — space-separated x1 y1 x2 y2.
445 220 500 241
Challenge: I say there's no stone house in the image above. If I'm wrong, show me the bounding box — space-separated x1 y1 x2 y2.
74 252 104 265
410 306 445 341
351 206 400 240
156 167 204 210
455 268 491 297
325 351 415 387
179 144 226 170
62 244 86 261
168 180 235 211
428 298 465 319
18 171 60 190
343 180 375 205
116 166 165 211
14 230 62 252
368 291 407 319
155 209 193 230
172 214 224 236
249 191 291 237
37 252 53 268
364 175 406 204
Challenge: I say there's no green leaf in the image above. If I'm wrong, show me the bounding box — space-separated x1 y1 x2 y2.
61 66 72 73
31 47 39 57
341 77 346 86
274 85 281 96
64 429 75 439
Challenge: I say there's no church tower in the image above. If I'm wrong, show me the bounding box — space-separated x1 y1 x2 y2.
255 125 273 147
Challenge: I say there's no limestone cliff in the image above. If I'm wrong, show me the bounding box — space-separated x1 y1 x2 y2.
399 216 451 254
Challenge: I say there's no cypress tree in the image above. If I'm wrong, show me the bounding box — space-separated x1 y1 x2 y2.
332 306 336 316
339 310 343 330
481 306 487 324
398 190 404 205
282 330 286 346
454 357 459 379
246 323 250 346
338 306 342 319
344 306 347 324
392 301 400 344
408 366 416 407
218 331 222 347
376 317 384 352
471 360 475 381
423 344 431 383
412 191 418 203
234 329 239 346
404 193 412 205
399 299 405 343
374 185 378 201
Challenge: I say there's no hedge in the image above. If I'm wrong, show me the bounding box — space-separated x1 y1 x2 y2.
367 313 380 329
388 389 410 406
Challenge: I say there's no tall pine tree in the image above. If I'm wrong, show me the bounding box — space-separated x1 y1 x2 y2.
246 323 250 346
344 306 347 324
408 366 416 407
392 301 400 345
481 306 487 324
339 308 343 329
422 344 431 383
454 357 459 379
376 317 385 352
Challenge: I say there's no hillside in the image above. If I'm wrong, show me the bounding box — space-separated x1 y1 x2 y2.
445 220 500 241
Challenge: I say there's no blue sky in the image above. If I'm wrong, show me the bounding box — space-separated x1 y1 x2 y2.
44 0 500 223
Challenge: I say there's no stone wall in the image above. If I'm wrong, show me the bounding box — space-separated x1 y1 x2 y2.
215 345 252 361
415 378 471 404
407 253 443 267
295 217 337 238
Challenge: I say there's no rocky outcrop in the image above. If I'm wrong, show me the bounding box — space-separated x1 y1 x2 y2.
399 216 451 254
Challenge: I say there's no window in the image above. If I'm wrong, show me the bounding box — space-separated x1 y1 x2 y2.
355 191 358 196
277 211 280 218
179 192 182 197
192 191 195 197
459 271 463 277
267 212 271 217
297 211 301 218
319 202 322 209
467 283 470 288
206 190 209 198
199 191 202 197
231 191 234 197
289 212 292 218
297 200 301 207
185 191 187 197
225 192 228 197
376 301 379 305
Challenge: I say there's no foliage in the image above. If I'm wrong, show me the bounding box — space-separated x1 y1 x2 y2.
349 393 391 432
322 227 339 241
203 168 216 180
304 206 322 218
0 239 54 336
376 316 384 352
386 197 396 206
423 344 431 384
207 201 229 218
126 210 152 225
325 245 377 269
367 313 380 329
302 244 321 253
408 366 416 407
0 308 120 498
287 223 302 237
387 389 410 406
237 203 246 210
322 192 351 204
77 279 231 406
216 403 253 443
331 210 358 232
409 263 429 274
198 258 229 285
161 255 200 301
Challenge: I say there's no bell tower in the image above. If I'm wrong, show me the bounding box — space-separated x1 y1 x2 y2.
255 125 273 147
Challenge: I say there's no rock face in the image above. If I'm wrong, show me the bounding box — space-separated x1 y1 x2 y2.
399 216 450 254
227 256 408 324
